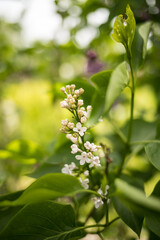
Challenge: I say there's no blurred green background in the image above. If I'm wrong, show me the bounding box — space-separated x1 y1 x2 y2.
0 0 160 201
0 1 160 239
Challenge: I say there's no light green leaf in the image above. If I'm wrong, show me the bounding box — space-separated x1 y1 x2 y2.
145 143 160 170
0 173 84 206
115 179 160 212
0 201 85 240
105 62 129 113
112 196 143 236
112 4 136 52
132 22 152 71
0 139 45 164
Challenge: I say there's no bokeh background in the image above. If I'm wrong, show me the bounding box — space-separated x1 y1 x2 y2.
0 0 160 205
0 0 160 239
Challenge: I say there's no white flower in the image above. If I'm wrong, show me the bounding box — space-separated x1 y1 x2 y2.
92 197 104 209
61 162 76 175
75 152 90 165
84 141 91 150
66 134 77 143
71 144 80 154
105 185 110 195
79 177 89 189
97 188 103 195
84 170 89 176
84 141 98 152
73 122 87 136
83 105 92 118
61 119 69 126
89 156 101 168
60 100 69 108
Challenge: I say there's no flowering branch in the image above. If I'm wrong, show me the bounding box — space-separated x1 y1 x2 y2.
60 84 110 208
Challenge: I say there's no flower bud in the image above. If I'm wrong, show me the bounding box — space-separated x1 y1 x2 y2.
66 85 71 91
71 84 76 90
75 90 80 96
79 88 84 95
87 105 92 111
61 119 69 126
81 116 87 123
78 99 83 107
60 101 69 108
60 87 66 93
68 122 74 129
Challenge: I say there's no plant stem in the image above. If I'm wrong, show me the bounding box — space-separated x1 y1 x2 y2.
98 233 105 240
117 50 135 177
127 54 135 144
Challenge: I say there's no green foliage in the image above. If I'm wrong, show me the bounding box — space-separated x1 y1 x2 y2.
132 22 152 71
145 181 160 237
0 174 84 206
112 5 136 54
112 196 143 236
0 139 45 164
0 2 160 239
89 70 111 125
0 201 85 240
105 62 129 113
145 143 160 170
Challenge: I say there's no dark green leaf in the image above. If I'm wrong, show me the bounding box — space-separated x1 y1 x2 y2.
105 62 129 113
112 196 143 236
0 173 84 206
28 163 62 178
145 181 160 237
122 119 156 142
0 201 85 240
88 70 111 126
145 143 160 170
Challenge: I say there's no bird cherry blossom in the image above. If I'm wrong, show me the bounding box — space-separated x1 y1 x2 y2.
73 122 87 136
75 152 91 165
62 162 77 175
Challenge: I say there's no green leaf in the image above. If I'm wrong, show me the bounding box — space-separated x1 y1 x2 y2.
0 191 23 232
0 173 84 206
105 62 129 113
112 196 143 236
145 143 160 170
0 201 85 240
112 4 136 52
28 163 62 178
122 119 156 142
88 70 111 126
0 139 45 164
115 179 160 212
145 181 160 237
132 22 152 71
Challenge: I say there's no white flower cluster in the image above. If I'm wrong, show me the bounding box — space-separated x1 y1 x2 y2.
92 185 110 208
60 84 108 207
